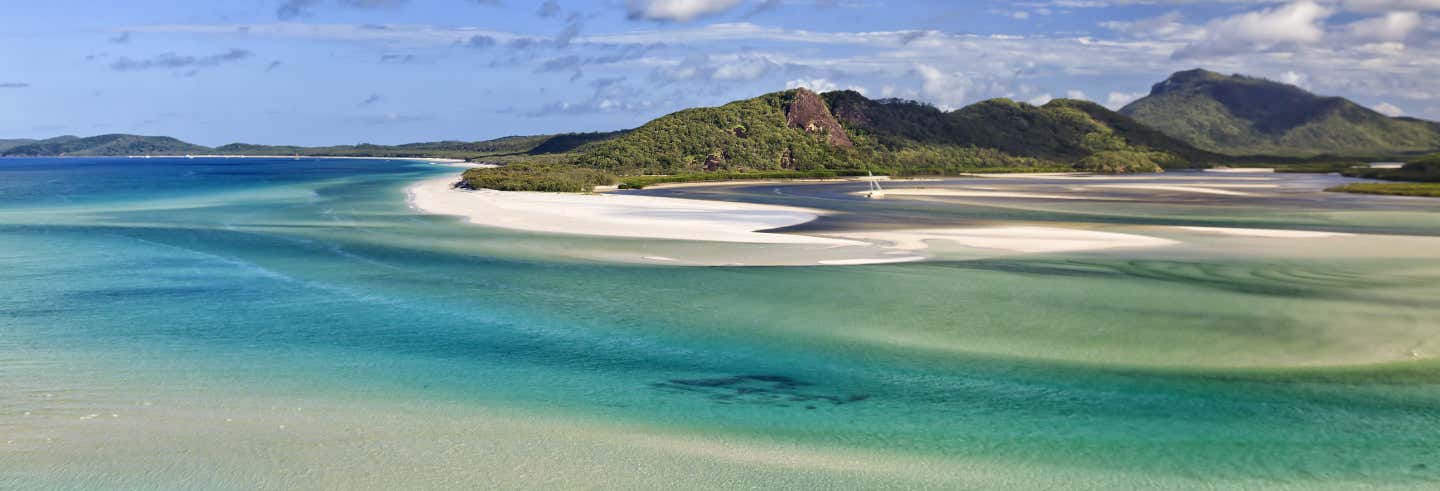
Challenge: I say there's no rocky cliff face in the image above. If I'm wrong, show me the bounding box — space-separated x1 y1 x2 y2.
784 88 853 148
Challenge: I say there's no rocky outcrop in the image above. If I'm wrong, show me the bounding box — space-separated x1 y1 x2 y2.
784 88 853 148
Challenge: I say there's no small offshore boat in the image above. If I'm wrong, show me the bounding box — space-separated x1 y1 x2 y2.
863 170 885 199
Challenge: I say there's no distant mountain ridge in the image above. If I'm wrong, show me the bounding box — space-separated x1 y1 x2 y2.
1 134 208 157
0 132 625 159
1120 69 1440 157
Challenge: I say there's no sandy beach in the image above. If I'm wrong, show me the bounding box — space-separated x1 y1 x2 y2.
405 173 1401 265
1081 183 1256 196
830 226 1179 253
864 188 1119 200
1173 226 1354 238
407 176 858 245
406 175 1200 263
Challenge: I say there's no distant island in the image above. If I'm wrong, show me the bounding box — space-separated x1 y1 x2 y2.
0 131 624 163
7 69 1439 194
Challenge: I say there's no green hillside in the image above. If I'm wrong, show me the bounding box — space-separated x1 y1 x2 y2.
1120 69 1440 156
571 88 1213 177
0 138 39 153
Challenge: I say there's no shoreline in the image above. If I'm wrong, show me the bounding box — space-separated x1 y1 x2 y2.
407 173 1193 265
407 176 859 246
406 171 1405 267
121 155 471 164
611 175 956 191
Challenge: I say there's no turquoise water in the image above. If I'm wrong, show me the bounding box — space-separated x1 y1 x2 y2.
4 158 1440 489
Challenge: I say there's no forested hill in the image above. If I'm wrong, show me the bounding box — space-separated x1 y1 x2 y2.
574 88 1217 176
1120 69 1440 157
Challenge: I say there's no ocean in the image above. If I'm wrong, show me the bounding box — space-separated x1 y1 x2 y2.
3 157 1440 489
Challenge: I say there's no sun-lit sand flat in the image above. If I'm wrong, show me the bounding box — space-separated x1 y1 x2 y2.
979 173 1281 182
957 172 1092 178
859 188 1117 200
830 226 1179 253
1082 183 1255 196
1173 226 1355 238
817 256 928 265
1203 168 1276 173
408 176 859 245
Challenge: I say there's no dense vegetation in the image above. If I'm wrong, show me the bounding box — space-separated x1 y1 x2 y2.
574 90 863 175
1121 69 1440 157
1326 182 1440 197
618 170 870 189
841 95 1209 167
459 163 618 192
571 88 1211 180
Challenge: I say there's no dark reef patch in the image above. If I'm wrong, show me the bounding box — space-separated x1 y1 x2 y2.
651 374 870 408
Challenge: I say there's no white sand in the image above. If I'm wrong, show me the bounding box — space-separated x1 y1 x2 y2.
1204 168 1276 173
957 172 1093 179
1174 226 1354 238
982 174 1278 182
831 226 1179 253
866 188 1111 200
1083 184 1254 196
408 177 859 245
818 256 927 265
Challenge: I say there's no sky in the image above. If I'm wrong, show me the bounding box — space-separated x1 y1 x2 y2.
1 0 1437 146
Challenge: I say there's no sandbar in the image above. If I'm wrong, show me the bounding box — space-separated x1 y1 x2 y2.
830 226 1179 253
407 176 859 245
1173 226 1354 238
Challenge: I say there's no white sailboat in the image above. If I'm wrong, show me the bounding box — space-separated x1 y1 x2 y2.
864 170 885 199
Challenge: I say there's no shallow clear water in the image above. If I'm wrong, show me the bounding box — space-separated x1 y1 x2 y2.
4 158 1440 489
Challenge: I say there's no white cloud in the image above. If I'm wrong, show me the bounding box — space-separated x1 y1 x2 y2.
129 10 1440 118
1101 11 1200 40
712 54 779 80
1028 93 1054 105
1066 89 1088 100
625 0 745 22
1374 101 1405 116
1342 0 1440 12
914 64 974 110
786 78 839 92
1278 70 1309 87
1176 1 1335 57
785 78 866 95
1105 91 1146 109
1344 11 1422 41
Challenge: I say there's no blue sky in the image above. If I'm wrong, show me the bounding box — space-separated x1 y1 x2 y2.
2 0 1437 146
